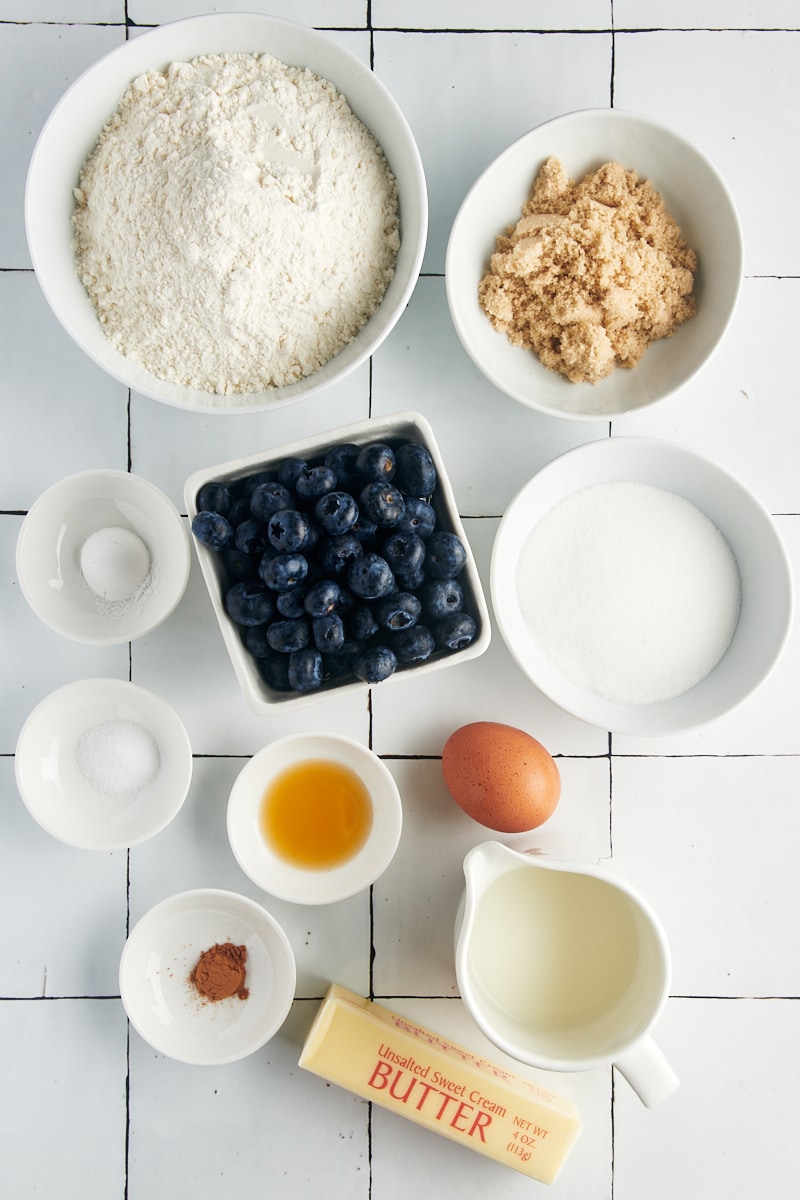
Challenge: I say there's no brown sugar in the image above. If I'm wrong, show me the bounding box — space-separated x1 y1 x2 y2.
478 157 697 384
189 942 249 1002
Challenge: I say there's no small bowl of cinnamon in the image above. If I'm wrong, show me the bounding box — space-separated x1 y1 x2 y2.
120 888 296 1065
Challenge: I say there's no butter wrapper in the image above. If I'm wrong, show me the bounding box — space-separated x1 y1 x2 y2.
299 984 581 1184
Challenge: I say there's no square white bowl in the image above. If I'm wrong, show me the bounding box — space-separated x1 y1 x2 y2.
184 410 491 715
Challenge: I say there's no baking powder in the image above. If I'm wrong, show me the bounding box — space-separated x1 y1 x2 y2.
72 52 400 395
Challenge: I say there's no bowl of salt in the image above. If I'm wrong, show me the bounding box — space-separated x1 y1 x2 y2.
15 678 193 850
491 436 793 736
16 469 190 645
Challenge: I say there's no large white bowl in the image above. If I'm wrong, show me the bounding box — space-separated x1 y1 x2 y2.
15 678 192 850
120 889 296 1065
25 13 427 413
227 733 403 905
491 437 792 736
16 469 190 645
446 109 742 421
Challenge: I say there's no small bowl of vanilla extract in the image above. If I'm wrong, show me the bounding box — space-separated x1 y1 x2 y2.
226 733 403 905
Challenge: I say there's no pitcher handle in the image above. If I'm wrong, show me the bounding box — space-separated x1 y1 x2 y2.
613 1035 679 1107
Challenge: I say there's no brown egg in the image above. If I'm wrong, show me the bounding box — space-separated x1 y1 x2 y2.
442 721 560 833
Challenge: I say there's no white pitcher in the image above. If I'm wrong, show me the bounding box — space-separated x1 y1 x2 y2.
454 840 679 1108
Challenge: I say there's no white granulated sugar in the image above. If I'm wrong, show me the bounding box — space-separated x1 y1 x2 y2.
515 480 742 705
72 52 400 395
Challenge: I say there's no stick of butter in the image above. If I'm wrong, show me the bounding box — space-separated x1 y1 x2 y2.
299 984 581 1184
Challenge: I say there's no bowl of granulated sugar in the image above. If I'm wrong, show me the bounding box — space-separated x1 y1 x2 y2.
491 437 792 736
447 109 742 420
15 679 193 850
25 13 427 413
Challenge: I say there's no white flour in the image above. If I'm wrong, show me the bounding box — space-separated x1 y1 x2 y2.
72 52 400 394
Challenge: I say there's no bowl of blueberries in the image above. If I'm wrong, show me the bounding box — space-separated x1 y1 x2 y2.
184 411 491 713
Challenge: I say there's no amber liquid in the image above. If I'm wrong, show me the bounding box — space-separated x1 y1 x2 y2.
260 759 373 869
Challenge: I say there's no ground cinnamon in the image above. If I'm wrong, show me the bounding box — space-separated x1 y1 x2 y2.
190 942 249 1002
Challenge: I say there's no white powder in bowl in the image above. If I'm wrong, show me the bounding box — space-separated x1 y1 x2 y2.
76 718 160 798
72 52 400 394
515 480 741 705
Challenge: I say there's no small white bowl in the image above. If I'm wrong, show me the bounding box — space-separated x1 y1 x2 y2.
120 889 296 1065
15 678 192 850
227 734 402 905
16 469 190 645
446 108 743 421
185 410 491 715
491 437 793 736
25 12 427 414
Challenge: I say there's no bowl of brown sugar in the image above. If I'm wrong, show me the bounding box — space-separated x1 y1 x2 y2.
446 108 743 421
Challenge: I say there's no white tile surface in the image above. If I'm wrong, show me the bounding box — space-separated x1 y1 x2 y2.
2 4 799 1198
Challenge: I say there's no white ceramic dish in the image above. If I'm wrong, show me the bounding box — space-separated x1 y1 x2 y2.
15 678 192 851
16 469 190 645
491 437 793 736
25 12 427 414
227 733 402 905
120 889 296 1065
446 108 743 421
184 410 491 715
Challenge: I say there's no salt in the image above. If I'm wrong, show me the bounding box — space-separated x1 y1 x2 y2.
76 718 160 798
515 480 741 705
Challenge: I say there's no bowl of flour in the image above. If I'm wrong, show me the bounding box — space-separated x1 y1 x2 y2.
25 13 427 412
491 437 792 736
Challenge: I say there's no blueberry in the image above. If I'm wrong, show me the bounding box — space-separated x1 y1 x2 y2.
359 482 405 527
382 531 426 575
234 517 269 555
323 640 362 679
353 644 397 684
375 592 421 631
244 624 272 657
241 470 276 499
395 497 437 540
296 465 337 501
335 586 356 617
312 613 345 653
425 531 467 579
267 509 311 553
259 651 292 691
350 515 379 544
304 579 341 618
396 564 427 591
259 552 308 592
227 494 252 526
288 647 323 692
267 618 310 654
420 577 464 619
317 533 364 575
323 443 360 489
276 586 308 618
435 611 477 651
349 603 379 641
347 553 396 600
224 580 275 626
394 443 437 497
393 624 436 664
355 442 396 483
315 490 359 536
278 457 307 491
196 481 231 516
221 546 261 582
192 510 233 551
250 480 293 521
